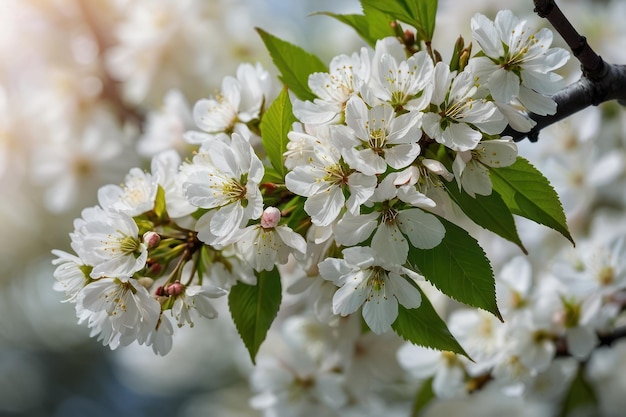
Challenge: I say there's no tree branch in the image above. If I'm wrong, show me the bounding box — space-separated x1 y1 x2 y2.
505 0 626 142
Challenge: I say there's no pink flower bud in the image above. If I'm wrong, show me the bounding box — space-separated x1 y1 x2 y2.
165 281 185 296
261 206 281 229
143 231 161 249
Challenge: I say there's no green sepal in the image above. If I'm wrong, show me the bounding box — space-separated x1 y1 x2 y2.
411 377 435 417
558 365 598 417
153 185 167 221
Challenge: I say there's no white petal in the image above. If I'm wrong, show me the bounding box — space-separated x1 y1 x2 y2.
305 186 344 226
334 212 378 246
566 326 599 359
371 223 408 266
517 86 557 116
384 143 421 170
387 272 422 309
397 209 445 249
333 272 369 315
275 226 307 255
471 13 504 57
489 69 520 103
362 290 398 334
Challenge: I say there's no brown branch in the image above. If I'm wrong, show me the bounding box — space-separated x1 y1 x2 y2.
505 0 626 142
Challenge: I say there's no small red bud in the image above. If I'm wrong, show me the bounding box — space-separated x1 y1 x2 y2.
164 281 185 296
143 231 161 249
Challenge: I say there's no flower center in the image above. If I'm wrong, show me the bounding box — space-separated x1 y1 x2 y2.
323 163 350 186
119 235 142 255
596 265 615 286
368 127 388 156
222 177 247 204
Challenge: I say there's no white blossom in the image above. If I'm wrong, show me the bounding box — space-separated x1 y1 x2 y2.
182 132 264 245
470 9 569 115
452 137 518 197
234 207 307 272
70 206 147 279
422 63 507 152
318 246 423 334
333 96 422 175
285 129 376 226
293 48 370 125
185 62 271 143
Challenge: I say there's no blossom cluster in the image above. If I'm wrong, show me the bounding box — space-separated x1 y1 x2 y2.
51 9 570 355
47 6 626 416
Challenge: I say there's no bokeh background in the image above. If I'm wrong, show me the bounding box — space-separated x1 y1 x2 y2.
1 0 625 416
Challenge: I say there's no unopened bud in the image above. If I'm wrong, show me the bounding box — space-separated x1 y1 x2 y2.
143 231 161 249
165 281 185 296
261 206 281 229
404 29 415 46
147 261 163 276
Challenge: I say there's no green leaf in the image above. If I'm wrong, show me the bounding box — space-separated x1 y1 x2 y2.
444 180 527 254
559 365 598 417
256 28 327 101
315 8 396 49
411 377 435 417
154 185 167 220
489 157 574 244
228 267 282 364
261 87 296 179
392 284 468 357
408 217 501 320
415 0 438 41
360 0 438 41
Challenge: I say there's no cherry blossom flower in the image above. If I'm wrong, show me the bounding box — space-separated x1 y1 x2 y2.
422 63 507 152
397 344 468 399
77 276 161 347
469 10 569 115
333 96 422 175
234 207 307 272
285 129 376 227
70 206 147 279
98 167 157 216
335 172 445 265
51 249 90 302
293 48 370 125
363 37 433 109
182 132 264 245
318 246 423 334
452 137 518 197
170 284 227 328
185 63 272 143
